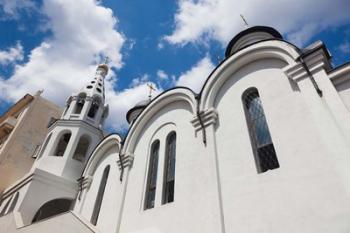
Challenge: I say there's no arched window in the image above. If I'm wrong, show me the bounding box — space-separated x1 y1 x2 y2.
7 192 19 214
243 88 279 173
38 133 52 159
32 198 72 223
145 140 160 209
72 135 90 162
91 165 110 225
0 198 11 217
88 97 101 119
162 132 176 204
74 93 86 114
53 132 71 157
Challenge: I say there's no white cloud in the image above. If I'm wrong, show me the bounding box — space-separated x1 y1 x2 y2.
0 0 36 18
157 70 168 80
339 41 350 54
165 0 350 47
106 82 162 130
0 42 24 65
130 74 149 87
176 56 214 93
0 0 127 130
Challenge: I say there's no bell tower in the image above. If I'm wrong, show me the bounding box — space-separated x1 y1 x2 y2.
3 61 111 226
32 62 109 180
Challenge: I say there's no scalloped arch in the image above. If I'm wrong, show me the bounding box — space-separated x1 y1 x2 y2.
200 40 300 110
122 88 196 155
83 134 121 177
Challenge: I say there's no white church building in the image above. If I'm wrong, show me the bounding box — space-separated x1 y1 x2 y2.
1 25 350 233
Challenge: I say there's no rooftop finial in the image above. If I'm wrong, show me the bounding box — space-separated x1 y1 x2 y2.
240 14 249 28
147 83 156 101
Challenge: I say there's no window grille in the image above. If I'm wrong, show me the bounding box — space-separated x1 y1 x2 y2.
145 140 160 209
162 132 176 204
243 88 279 173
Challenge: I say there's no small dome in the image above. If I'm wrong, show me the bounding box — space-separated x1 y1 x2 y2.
126 99 151 124
225 26 283 58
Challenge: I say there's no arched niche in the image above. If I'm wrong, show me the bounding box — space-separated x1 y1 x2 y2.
73 135 91 162
53 131 72 157
32 198 73 223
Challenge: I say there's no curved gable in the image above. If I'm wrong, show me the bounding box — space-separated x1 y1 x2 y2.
122 88 196 155
200 40 300 110
83 134 121 177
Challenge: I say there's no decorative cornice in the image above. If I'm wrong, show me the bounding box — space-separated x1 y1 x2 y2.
48 119 103 136
191 108 218 132
329 62 350 86
284 48 331 82
117 153 134 170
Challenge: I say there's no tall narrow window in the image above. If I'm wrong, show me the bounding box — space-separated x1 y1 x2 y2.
243 88 279 173
162 132 176 204
145 140 160 209
54 132 71 157
72 135 90 161
91 165 110 225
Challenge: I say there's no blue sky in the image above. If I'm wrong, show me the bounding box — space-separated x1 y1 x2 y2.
0 0 349 132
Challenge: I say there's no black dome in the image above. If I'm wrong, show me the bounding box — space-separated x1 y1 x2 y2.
225 26 283 58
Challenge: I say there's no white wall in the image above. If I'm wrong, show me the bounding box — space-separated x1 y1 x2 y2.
214 58 350 232
78 149 122 233
119 101 223 233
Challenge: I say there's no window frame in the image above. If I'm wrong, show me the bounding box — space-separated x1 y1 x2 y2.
162 131 176 205
144 140 160 210
242 88 280 173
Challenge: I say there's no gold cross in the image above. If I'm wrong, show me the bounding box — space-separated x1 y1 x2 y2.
147 83 156 100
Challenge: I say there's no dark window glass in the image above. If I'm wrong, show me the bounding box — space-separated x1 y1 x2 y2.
145 140 160 209
91 165 110 225
162 132 176 204
243 88 279 173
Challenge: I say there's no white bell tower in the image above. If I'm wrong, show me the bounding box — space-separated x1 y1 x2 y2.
10 62 110 226
32 62 109 180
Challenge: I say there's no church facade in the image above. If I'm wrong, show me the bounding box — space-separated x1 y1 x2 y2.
1 26 350 233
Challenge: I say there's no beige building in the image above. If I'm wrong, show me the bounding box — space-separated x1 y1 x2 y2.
0 91 62 194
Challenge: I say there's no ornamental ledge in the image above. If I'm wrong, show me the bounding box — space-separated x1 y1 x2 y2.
80 176 93 190
283 49 329 82
117 153 134 170
191 108 218 132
